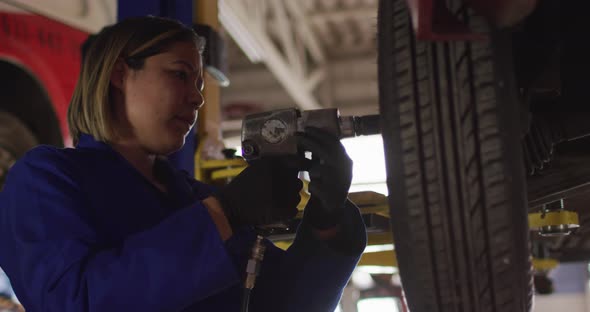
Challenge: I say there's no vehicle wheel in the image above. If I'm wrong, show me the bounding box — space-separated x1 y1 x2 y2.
0 111 38 189
377 1 533 311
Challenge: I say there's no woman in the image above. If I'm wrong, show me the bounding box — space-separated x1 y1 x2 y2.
0 16 366 311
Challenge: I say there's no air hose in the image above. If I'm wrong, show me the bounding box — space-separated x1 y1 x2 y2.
241 234 266 312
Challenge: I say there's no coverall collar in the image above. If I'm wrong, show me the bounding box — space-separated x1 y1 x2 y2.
76 133 112 151
75 133 197 206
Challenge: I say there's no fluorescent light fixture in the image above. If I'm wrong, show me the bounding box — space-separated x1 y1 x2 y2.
357 297 400 312
364 244 395 253
342 134 388 195
356 266 399 275
218 0 265 63
352 270 375 289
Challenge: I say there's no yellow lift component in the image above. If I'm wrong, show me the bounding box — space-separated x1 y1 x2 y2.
194 129 249 181
528 209 580 236
196 150 582 271
528 210 580 228
273 192 397 268
274 232 397 267
194 146 248 182
532 258 559 272
358 250 398 268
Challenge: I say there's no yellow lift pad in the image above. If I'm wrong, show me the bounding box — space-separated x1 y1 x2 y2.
528 210 580 229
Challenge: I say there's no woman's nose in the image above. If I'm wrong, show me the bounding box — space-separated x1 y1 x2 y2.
190 85 205 109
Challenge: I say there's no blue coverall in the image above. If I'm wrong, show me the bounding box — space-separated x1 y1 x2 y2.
0 134 367 311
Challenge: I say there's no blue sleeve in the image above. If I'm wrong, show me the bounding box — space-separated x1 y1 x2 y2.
247 199 367 312
0 147 239 312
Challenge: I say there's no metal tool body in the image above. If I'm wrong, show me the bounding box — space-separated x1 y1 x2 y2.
241 108 380 161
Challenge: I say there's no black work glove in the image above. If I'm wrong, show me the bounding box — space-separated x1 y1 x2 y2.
214 158 303 229
298 127 353 229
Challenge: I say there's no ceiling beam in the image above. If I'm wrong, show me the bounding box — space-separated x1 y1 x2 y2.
283 0 326 64
308 7 377 23
218 0 325 110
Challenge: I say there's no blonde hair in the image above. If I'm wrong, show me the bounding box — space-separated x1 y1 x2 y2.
68 16 205 145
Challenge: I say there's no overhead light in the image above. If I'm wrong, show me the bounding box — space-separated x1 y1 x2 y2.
218 0 265 63
356 266 399 275
352 270 375 289
364 244 395 253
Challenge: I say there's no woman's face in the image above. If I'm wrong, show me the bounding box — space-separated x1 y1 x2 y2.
112 40 204 155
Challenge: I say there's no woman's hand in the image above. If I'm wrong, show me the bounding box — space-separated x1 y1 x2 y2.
297 127 353 230
213 159 303 229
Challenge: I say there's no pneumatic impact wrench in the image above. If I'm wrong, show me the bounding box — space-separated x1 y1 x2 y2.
238 108 381 312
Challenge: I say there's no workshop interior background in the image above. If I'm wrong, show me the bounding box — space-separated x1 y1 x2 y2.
0 0 584 311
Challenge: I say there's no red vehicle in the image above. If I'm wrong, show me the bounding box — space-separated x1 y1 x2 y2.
0 0 116 187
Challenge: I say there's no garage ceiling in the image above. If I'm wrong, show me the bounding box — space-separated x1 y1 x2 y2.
218 0 380 136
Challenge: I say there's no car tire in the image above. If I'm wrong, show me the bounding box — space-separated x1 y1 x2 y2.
377 0 533 311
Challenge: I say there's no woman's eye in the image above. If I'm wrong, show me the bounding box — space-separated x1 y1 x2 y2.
174 71 188 81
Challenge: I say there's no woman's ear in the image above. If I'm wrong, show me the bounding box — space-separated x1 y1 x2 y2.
110 58 127 91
